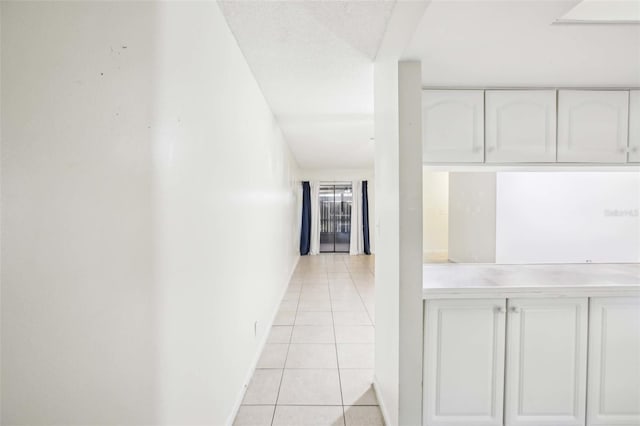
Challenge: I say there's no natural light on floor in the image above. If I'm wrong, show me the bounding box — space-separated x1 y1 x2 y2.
234 254 380 426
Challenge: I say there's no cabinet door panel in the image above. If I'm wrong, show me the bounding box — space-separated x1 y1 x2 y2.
557 90 629 163
588 297 640 426
424 299 506 426
422 90 484 163
629 90 640 163
485 90 557 163
505 298 588 426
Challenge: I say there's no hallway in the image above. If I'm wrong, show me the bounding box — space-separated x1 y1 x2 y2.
234 254 381 426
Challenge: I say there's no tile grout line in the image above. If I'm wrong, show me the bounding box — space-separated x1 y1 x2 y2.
238 254 376 425
327 265 348 426
347 261 375 327
269 269 302 426
344 257 379 423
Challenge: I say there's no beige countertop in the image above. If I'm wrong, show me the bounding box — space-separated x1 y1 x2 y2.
423 263 640 299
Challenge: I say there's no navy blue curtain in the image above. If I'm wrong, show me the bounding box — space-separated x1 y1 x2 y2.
300 182 311 255
362 181 371 255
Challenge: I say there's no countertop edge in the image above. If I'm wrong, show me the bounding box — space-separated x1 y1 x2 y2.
422 285 640 299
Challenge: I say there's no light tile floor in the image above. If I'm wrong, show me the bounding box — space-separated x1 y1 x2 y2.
234 254 383 426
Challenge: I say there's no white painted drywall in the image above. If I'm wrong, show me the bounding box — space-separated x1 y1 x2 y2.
1 2 299 425
1 2 5 423
448 173 497 263
298 168 376 253
373 59 424 426
423 171 449 262
396 61 424 426
405 1 640 87
153 3 299 424
298 168 374 182
496 172 640 264
1 3 157 424
373 3 428 424
218 2 394 169
373 57 401 426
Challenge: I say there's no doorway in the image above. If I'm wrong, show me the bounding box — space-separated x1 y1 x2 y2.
319 183 352 253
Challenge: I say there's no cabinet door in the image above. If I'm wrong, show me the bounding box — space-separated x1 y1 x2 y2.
557 90 629 163
424 299 506 426
485 90 557 163
422 90 484 163
629 90 640 163
505 298 588 426
587 297 640 426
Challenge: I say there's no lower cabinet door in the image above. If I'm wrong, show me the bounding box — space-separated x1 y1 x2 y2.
587 297 640 426
424 299 506 426
505 298 588 426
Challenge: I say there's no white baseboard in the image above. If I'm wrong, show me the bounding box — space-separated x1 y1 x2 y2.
372 377 392 426
225 254 301 426
423 250 448 263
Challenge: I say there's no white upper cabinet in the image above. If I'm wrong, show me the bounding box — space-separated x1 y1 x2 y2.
485 90 557 163
557 90 629 163
629 90 640 163
422 90 484 163
587 297 640 426
505 298 588 426
424 298 506 426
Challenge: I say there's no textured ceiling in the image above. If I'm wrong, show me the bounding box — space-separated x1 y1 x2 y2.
404 0 640 87
220 1 395 169
219 0 639 168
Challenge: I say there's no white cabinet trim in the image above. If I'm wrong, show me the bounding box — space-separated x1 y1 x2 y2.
485 90 557 163
422 295 640 426
424 299 506 426
550 90 628 163
629 90 640 163
587 297 640 426
422 90 485 163
422 88 638 166
504 298 588 426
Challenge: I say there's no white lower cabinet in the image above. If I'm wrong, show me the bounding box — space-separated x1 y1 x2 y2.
587 297 640 426
423 297 604 426
423 299 506 426
630 91 640 163
504 298 588 426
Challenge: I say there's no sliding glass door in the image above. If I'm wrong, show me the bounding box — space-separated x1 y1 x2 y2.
319 184 352 253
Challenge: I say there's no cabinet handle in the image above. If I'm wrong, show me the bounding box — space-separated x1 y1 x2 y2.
473 146 483 153
618 147 628 154
487 146 495 153
494 306 505 313
510 306 520 313
632 147 639 153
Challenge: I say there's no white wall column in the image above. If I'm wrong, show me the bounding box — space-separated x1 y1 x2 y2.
374 59 424 426
397 60 424 426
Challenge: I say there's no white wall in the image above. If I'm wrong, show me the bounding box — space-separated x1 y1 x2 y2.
373 58 401 426
298 168 375 253
298 168 374 183
396 61 424 426
448 172 497 263
404 1 640 87
372 3 428 423
423 171 448 262
1 2 299 425
153 3 299 424
496 172 640 264
2 3 157 424
373 59 423 426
